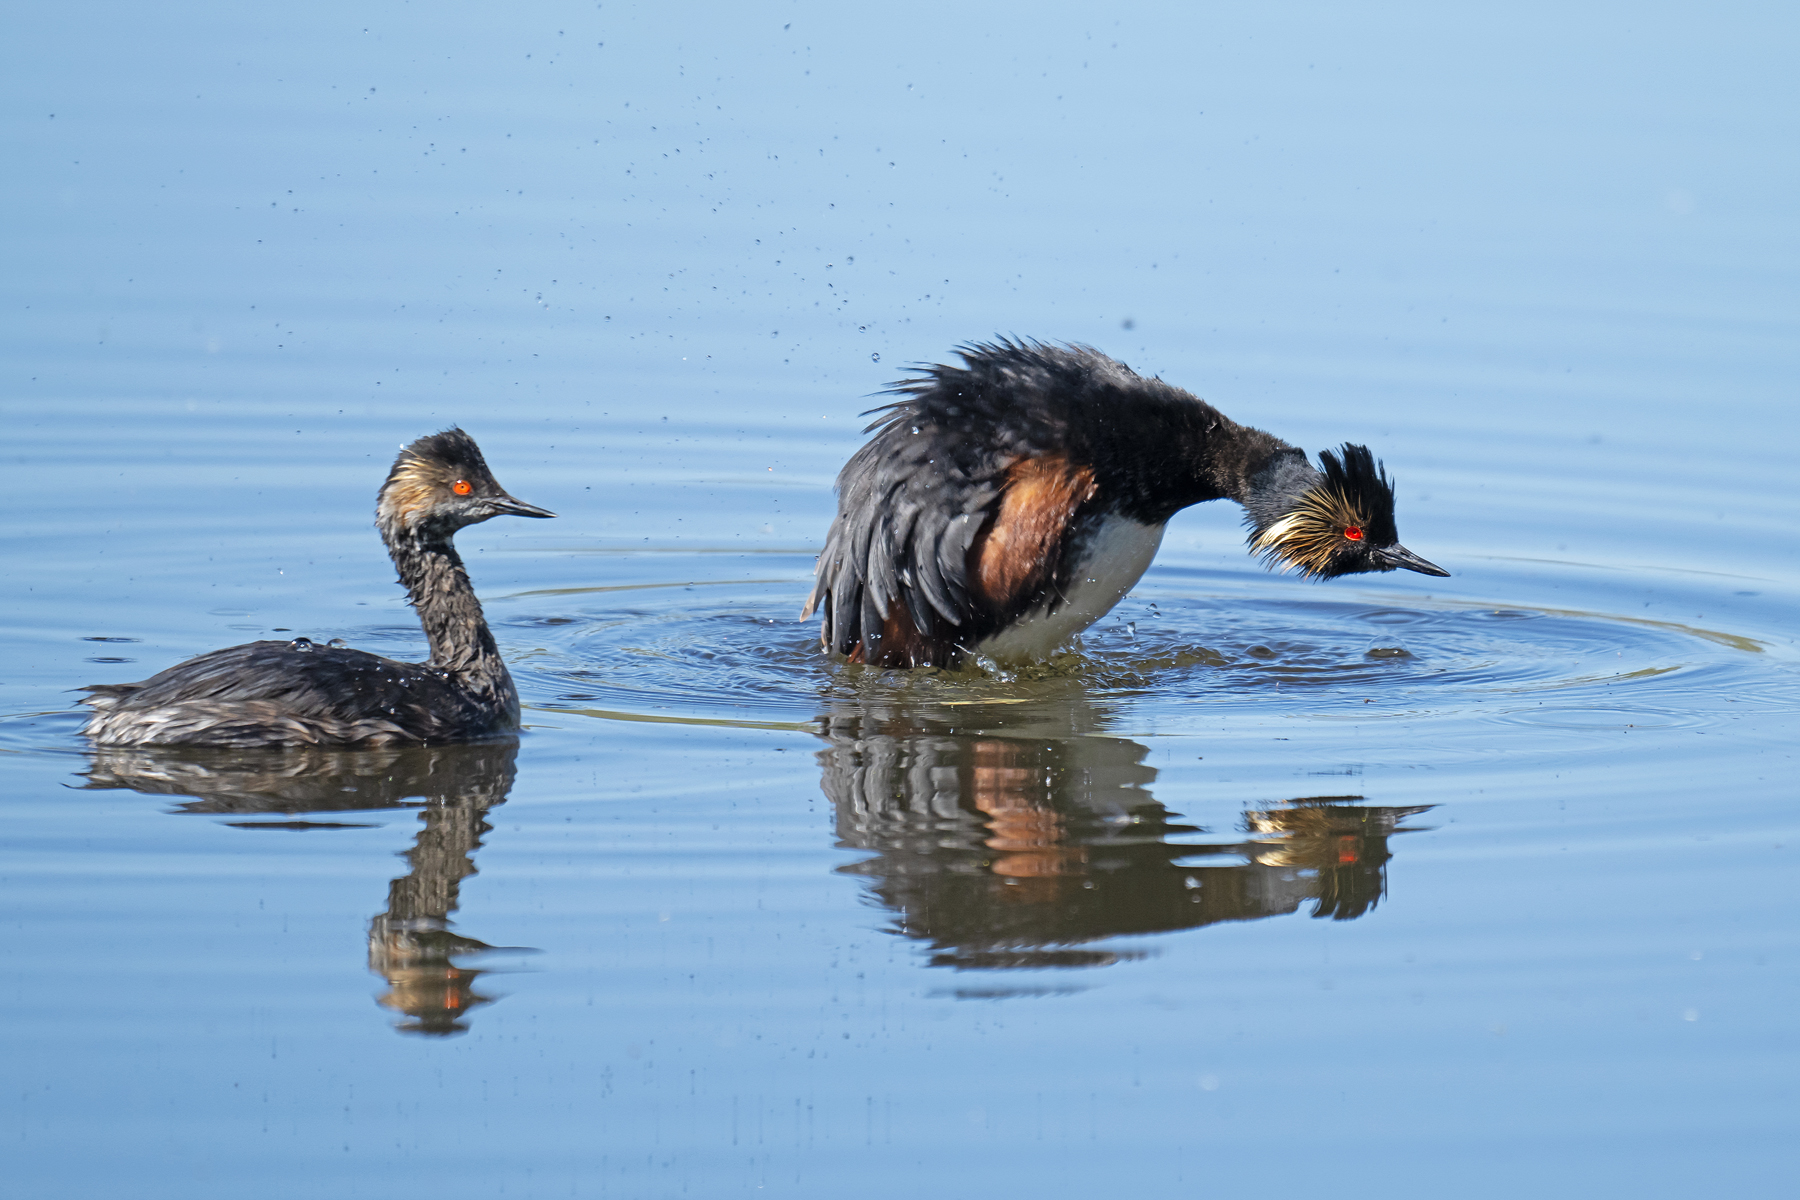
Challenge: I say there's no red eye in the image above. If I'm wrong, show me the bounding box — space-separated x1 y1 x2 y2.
452 480 472 496
1344 527 1364 541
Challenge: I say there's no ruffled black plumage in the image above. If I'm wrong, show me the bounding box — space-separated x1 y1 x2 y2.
808 340 1445 666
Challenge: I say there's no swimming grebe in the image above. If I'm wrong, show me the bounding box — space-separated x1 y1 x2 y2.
804 340 1447 667
80 429 554 746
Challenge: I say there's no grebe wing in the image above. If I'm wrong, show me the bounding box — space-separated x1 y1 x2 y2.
805 438 1101 667
83 641 478 726
804 421 1006 662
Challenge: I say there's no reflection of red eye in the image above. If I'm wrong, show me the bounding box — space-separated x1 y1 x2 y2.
452 480 472 496
1344 526 1364 541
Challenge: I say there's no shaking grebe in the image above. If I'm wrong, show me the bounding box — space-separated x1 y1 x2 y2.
805 340 1447 667
80 429 554 746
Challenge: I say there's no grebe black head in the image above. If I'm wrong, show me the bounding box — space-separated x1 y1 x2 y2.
377 428 551 542
804 339 1446 668
1246 443 1448 580
80 428 554 747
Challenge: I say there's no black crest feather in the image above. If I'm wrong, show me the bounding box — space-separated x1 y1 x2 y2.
1317 444 1398 545
401 427 487 474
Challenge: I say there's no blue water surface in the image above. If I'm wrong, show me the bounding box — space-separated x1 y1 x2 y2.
2 3 1797 1197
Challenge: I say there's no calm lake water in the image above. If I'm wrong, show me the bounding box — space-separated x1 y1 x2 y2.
4 3 1797 1196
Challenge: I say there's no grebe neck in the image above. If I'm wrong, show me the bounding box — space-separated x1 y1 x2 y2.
1088 402 1306 525
389 534 504 674
1237 445 1324 540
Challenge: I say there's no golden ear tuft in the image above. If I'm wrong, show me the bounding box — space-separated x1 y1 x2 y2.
1254 483 1372 577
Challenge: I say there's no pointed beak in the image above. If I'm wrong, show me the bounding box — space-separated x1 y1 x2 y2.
487 493 557 519
1375 544 1449 577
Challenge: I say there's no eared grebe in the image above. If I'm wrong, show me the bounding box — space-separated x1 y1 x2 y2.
805 340 1448 667
80 429 554 746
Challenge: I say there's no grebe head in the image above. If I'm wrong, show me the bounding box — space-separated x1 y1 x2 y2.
1249 444 1448 579
377 427 555 541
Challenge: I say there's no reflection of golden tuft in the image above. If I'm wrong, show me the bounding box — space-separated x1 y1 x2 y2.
1246 798 1433 921
369 916 496 1037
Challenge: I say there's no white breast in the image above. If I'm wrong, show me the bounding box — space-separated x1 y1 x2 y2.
974 515 1165 662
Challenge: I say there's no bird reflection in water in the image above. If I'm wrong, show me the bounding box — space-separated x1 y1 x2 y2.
815 701 1430 971
80 740 524 1036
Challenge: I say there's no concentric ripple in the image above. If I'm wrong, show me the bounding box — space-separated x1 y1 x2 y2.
502 576 1775 734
